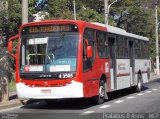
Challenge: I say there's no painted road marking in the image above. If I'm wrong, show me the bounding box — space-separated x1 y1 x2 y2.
82 111 94 115
99 105 111 109
152 89 158 91
137 93 144 96
127 96 135 99
145 91 152 93
114 100 124 104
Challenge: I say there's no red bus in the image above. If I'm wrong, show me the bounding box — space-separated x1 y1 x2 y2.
8 20 150 104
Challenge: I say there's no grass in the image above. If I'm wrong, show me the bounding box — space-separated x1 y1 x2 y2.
9 80 16 92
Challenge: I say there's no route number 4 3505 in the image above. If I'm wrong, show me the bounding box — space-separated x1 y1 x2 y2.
59 73 73 78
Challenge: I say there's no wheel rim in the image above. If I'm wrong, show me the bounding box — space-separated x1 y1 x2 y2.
99 85 105 98
138 79 141 90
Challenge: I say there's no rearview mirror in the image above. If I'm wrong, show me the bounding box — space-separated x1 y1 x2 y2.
8 35 19 58
86 46 93 59
8 40 13 52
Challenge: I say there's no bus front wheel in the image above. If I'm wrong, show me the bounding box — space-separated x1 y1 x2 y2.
93 80 105 104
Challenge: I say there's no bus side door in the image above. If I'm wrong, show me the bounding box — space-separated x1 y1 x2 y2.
108 36 117 90
129 41 135 85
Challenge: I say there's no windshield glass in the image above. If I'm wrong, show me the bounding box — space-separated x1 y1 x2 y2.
20 34 79 73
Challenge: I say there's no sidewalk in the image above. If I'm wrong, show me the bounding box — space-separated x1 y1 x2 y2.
0 91 22 110
150 72 160 80
0 73 159 111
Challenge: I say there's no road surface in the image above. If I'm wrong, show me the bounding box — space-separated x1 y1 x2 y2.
1 79 160 119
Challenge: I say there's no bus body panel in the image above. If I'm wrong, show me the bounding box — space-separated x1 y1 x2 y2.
83 58 110 98
9 20 150 101
135 59 150 84
116 59 131 90
16 20 108 99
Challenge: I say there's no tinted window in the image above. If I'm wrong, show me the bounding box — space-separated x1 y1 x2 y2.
117 36 129 58
135 40 141 59
83 28 95 71
97 31 109 58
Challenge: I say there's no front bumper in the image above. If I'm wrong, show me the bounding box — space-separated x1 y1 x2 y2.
16 81 83 99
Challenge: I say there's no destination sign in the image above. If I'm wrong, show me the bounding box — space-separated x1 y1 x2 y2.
21 24 79 34
29 25 71 33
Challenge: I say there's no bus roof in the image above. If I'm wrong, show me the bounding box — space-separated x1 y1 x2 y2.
20 20 149 41
92 22 149 41
20 20 107 34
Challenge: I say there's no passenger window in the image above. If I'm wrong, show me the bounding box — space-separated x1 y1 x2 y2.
117 36 129 58
97 31 109 58
83 28 95 71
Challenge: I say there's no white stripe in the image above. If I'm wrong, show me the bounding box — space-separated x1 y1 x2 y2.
127 96 135 99
137 93 144 96
82 111 94 115
152 89 158 91
145 91 152 93
114 100 124 103
99 105 111 109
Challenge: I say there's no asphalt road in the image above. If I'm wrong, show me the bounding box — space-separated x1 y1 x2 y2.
1 79 160 119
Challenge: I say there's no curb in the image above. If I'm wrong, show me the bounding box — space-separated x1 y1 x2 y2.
0 99 22 111
0 99 42 111
150 75 160 81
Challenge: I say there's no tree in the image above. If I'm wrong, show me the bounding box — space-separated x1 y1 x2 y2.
0 0 38 102
109 0 160 70
77 8 104 22
0 37 13 102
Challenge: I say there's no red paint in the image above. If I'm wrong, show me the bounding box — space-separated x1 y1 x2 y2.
117 73 130 77
24 65 30 72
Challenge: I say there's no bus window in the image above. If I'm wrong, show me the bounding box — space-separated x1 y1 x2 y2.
124 38 129 58
117 36 123 58
97 31 109 58
83 28 95 71
117 36 129 58
135 40 141 59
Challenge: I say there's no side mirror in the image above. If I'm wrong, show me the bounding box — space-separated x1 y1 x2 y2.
86 46 93 59
8 35 19 58
8 40 13 52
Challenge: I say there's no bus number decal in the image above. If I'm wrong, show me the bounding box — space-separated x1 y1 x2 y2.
59 74 73 78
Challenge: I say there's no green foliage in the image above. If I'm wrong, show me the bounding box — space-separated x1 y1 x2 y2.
46 0 104 21
47 0 73 19
108 0 160 61
9 78 16 92
77 8 104 22
7 0 21 36
0 0 160 66
0 0 36 37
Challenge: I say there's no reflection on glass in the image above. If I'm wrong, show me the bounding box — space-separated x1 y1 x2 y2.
20 34 79 72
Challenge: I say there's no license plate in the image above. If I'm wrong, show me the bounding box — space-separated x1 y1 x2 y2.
41 89 51 94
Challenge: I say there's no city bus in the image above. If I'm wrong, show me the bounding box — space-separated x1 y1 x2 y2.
8 20 150 104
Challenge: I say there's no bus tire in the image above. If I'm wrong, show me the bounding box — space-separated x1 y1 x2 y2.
93 80 105 104
135 74 142 92
20 100 27 105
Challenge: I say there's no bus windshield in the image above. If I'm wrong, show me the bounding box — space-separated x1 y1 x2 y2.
20 33 79 73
